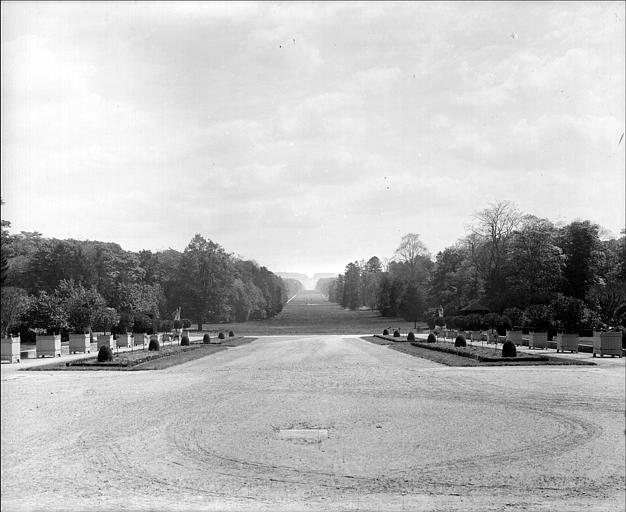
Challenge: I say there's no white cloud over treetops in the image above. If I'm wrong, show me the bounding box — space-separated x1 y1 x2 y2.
1 1 624 275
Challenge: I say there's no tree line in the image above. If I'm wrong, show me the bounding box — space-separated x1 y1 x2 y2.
1 207 288 337
322 201 625 334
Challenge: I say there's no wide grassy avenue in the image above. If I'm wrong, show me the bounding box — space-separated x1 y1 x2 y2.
202 290 420 335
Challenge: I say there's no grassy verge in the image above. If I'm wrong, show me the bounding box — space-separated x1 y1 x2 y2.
24 338 255 371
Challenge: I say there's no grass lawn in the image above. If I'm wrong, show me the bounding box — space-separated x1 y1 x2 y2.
200 291 423 335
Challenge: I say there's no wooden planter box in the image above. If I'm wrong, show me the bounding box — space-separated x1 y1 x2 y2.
1 336 21 363
507 330 524 346
528 331 548 349
69 334 91 354
97 335 116 350
593 332 623 358
556 333 579 353
133 333 147 346
116 334 133 348
37 335 61 358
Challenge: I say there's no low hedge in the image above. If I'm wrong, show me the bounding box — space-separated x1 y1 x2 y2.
410 341 549 363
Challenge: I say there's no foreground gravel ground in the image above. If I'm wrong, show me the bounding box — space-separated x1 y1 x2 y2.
2 335 624 511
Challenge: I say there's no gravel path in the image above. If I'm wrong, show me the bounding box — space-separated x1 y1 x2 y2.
2 335 624 511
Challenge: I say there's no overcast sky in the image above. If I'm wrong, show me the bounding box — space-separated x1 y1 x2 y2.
1 1 624 276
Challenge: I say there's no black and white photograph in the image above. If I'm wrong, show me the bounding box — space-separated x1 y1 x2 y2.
1 1 624 511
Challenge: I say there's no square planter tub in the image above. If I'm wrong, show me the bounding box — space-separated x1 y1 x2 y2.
528 331 548 349
69 334 91 354
97 335 116 350
116 334 133 348
133 333 147 346
1 336 21 363
593 332 623 357
556 333 579 353
37 335 62 358
507 330 524 346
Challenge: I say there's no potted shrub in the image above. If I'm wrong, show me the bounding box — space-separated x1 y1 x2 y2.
22 291 67 358
525 304 553 350
593 330 623 358
484 313 501 344
1 334 21 363
551 294 584 353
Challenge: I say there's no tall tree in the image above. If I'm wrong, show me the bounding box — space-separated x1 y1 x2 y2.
471 200 521 310
558 221 602 300
393 233 430 285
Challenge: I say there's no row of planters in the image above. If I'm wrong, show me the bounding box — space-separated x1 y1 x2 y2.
1 329 202 363
377 327 622 359
504 328 622 356
94 330 236 364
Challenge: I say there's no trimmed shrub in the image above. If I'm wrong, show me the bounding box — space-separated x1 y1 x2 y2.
203 333 211 344
407 332 415 341
502 340 517 358
393 330 400 337
148 338 160 351
383 329 389 335
229 330 235 337
181 335 190 346
454 334 467 347
218 332 225 340
181 318 192 329
97 345 113 362
173 319 182 329
427 333 437 343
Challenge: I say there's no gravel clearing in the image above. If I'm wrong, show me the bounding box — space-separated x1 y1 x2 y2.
2 334 624 511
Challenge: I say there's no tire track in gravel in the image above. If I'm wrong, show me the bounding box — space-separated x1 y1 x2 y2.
159 386 601 497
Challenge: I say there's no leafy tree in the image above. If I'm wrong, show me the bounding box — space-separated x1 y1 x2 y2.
503 216 563 308
550 293 587 333
22 291 69 334
502 307 525 329
393 233 431 285
55 280 108 333
343 262 361 310
399 284 425 328
558 221 603 300
1 286 28 337
524 304 554 332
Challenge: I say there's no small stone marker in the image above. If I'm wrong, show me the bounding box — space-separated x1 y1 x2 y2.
278 429 328 442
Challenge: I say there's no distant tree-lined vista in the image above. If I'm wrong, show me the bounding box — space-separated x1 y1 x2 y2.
321 201 625 334
1 201 287 337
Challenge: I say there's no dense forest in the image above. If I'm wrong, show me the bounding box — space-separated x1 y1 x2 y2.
1 203 288 337
322 201 625 335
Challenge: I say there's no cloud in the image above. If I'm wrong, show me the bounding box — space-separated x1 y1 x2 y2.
1 1 624 274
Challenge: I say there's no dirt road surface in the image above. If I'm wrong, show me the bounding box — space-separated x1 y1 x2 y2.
2 335 624 511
